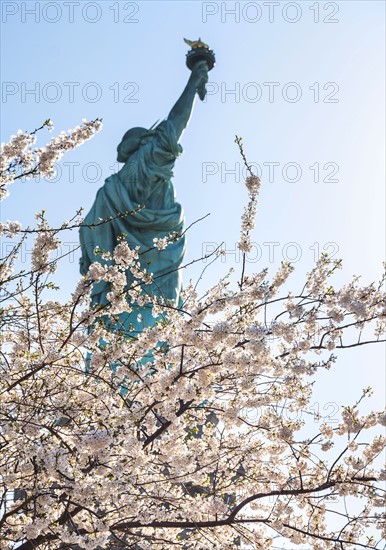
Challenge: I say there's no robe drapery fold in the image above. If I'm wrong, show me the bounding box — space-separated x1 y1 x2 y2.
79 119 186 335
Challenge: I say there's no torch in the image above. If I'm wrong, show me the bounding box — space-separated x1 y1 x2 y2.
184 38 216 101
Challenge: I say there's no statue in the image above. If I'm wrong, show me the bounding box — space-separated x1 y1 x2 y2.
79 41 215 339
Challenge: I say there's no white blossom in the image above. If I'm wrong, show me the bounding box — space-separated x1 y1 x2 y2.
0 125 384 550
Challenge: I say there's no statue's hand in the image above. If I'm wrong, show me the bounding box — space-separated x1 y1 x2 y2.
190 59 209 100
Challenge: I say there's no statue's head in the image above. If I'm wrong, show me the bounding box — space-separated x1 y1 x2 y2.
117 127 148 163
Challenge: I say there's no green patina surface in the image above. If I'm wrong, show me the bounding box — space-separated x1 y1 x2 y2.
79 119 185 336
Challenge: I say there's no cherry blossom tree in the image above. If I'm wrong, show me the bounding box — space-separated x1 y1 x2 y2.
0 123 385 549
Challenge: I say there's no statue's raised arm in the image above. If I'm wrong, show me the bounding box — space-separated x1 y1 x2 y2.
167 59 209 141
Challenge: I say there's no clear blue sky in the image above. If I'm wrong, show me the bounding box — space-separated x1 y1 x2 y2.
1 1 385 429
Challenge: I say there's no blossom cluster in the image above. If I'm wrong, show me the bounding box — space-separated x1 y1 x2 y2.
238 174 261 253
0 118 102 200
0 220 22 237
30 216 61 274
153 231 179 251
36 118 102 179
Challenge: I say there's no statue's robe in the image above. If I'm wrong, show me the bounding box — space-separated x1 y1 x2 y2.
79 119 186 338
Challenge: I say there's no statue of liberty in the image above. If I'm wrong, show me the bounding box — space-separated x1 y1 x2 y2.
79 41 215 339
